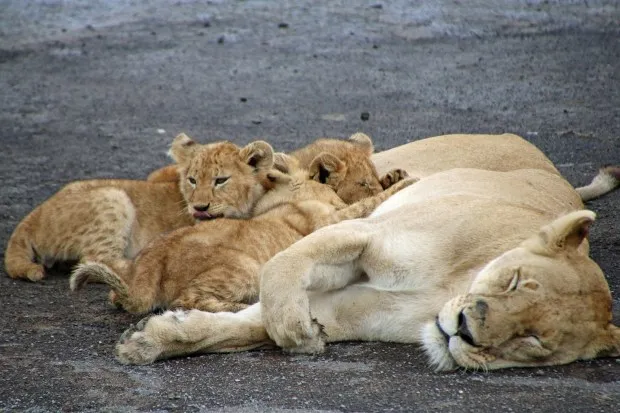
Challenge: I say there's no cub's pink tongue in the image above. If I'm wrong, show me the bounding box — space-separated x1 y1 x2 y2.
193 211 213 220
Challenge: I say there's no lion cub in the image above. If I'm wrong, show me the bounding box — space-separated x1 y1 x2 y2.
70 154 416 314
147 132 407 204
4 133 275 282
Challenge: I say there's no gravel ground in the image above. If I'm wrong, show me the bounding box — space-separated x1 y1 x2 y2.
1 1 619 412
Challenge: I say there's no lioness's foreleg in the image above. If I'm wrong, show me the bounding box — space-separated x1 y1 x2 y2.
260 221 372 353
115 304 272 365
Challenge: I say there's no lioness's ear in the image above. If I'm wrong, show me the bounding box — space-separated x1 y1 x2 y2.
168 133 199 164
240 140 274 170
309 153 347 187
522 210 595 255
348 132 374 155
272 152 299 174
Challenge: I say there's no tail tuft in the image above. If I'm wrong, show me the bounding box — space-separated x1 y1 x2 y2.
576 165 620 202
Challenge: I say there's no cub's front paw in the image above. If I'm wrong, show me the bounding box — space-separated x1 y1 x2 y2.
380 168 409 189
115 316 162 365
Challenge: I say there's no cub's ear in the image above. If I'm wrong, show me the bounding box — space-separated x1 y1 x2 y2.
522 210 595 255
272 152 299 174
168 133 200 164
309 153 347 187
240 140 274 170
348 132 374 155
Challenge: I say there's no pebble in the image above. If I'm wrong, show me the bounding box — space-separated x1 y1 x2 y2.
360 112 370 121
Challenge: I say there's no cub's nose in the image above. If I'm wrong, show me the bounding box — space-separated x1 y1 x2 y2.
457 310 477 347
193 204 210 212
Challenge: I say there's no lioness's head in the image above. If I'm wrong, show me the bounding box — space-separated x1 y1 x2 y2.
303 133 384 204
423 210 620 371
169 133 274 221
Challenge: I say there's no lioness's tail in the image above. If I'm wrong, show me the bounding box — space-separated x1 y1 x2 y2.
70 262 130 301
576 166 620 202
4 209 45 281
320 177 418 228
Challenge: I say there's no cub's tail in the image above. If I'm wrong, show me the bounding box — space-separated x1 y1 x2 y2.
70 262 130 302
4 210 45 281
576 166 620 202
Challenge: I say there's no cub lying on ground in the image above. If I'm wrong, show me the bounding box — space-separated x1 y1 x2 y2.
147 132 408 204
70 154 415 313
112 134 620 370
4 133 275 282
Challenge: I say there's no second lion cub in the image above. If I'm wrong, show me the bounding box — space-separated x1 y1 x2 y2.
71 155 416 313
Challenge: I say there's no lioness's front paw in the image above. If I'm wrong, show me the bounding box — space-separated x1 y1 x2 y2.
115 316 162 365
380 168 409 189
262 296 326 354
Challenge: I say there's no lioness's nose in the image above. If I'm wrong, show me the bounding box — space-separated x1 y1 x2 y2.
457 311 476 347
194 204 210 212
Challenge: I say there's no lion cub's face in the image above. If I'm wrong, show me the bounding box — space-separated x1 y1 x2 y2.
425 210 620 371
300 133 384 204
169 134 274 221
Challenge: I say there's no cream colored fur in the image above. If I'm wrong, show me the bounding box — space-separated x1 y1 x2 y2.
114 133 620 370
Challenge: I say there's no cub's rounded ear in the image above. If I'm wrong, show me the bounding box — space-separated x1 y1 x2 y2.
309 152 347 186
168 133 199 164
348 132 374 155
272 152 299 174
522 210 596 255
240 140 274 170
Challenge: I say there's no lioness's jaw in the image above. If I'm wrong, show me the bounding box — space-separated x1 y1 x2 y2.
240 140 274 171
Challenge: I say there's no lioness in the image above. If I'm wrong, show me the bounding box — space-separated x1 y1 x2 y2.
70 155 416 313
113 133 620 370
147 132 408 204
4 133 275 282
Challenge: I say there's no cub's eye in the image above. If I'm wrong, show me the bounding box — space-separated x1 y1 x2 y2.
188 177 197 187
359 182 369 188
214 176 229 186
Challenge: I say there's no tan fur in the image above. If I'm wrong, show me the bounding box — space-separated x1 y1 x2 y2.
148 132 408 204
71 157 415 314
113 134 620 369
4 133 275 281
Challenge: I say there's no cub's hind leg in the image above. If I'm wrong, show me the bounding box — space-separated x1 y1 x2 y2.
116 304 272 365
170 263 260 313
5 186 137 281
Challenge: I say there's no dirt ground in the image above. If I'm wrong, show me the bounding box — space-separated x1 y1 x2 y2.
1 1 619 412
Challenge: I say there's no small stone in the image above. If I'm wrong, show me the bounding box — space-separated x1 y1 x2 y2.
240 97 248 102
278 22 289 29
360 112 370 121
372 44 379 49
217 36 225 44
251 119 262 125
370 4 383 9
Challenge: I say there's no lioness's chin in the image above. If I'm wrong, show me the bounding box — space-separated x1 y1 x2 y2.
420 322 457 372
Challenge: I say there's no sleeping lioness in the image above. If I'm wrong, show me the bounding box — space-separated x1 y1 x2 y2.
113 133 620 370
